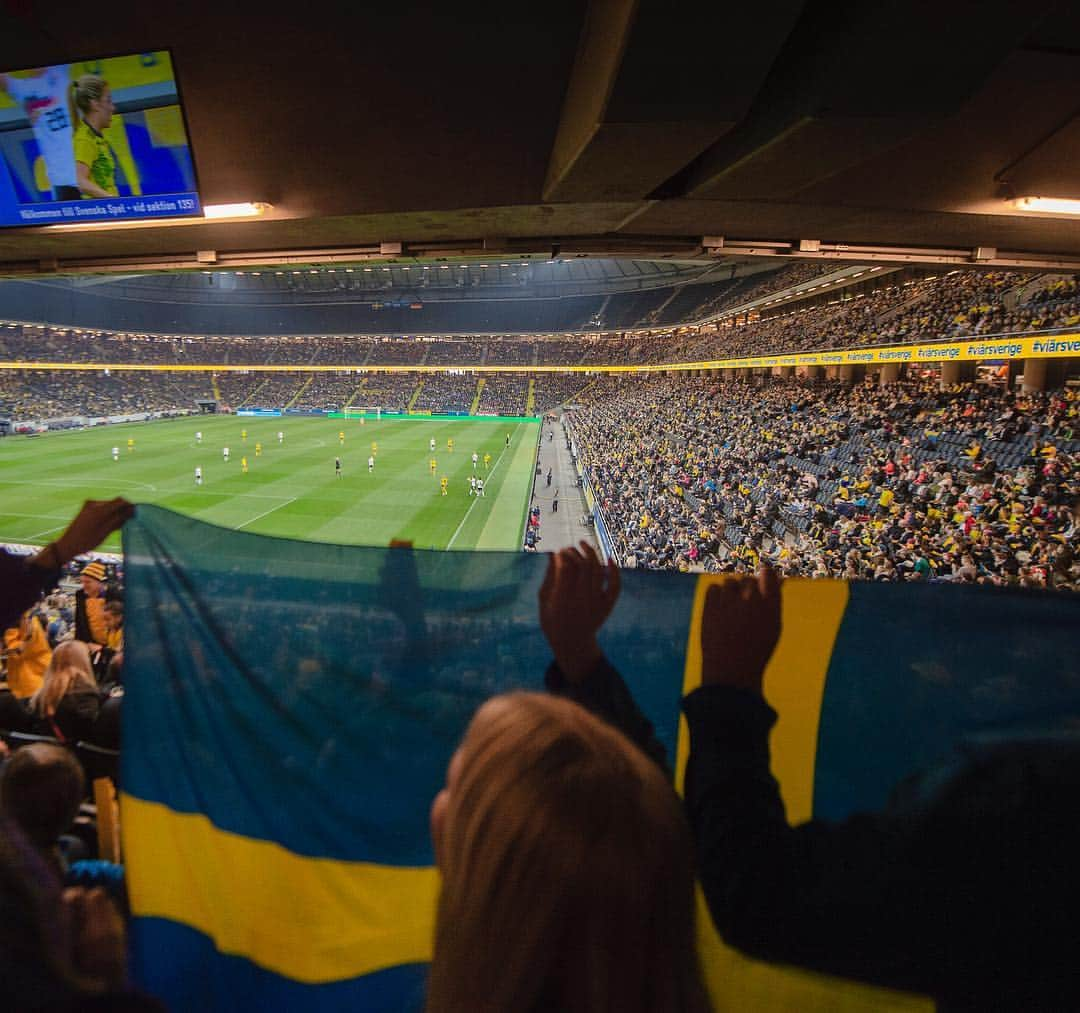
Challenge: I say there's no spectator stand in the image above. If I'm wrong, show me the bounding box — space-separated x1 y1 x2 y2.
563 416 620 563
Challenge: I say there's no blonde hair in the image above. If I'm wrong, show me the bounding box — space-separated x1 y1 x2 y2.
428 692 710 1013
71 74 108 117
28 640 96 718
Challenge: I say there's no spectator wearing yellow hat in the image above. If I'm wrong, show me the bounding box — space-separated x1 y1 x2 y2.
74 560 108 661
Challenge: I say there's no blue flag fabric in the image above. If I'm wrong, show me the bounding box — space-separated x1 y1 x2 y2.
121 506 1080 1013
121 506 697 1011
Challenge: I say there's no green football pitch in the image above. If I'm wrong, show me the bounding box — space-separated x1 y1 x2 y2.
0 415 541 553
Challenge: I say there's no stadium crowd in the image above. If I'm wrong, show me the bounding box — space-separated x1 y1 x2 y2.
692 261 836 322
568 374 1079 589
357 372 418 411
532 373 592 414
289 373 364 412
0 370 209 421
412 373 476 412
2 496 1075 1010
424 340 485 365
483 340 536 365
3 270 1078 388
685 270 1080 360
476 374 531 415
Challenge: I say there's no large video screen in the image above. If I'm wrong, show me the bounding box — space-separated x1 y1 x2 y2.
0 50 199 227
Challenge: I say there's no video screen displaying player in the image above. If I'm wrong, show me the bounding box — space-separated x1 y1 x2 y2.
0 51 200 227
0 66 78 200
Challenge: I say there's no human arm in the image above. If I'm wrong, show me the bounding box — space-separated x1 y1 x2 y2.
75 161 113 199
1 553 60 630
1 499 133 630
0 73 27 103
539 542 668 769
40 499 134 571
683 568 941 992
4 624 23 655
61 886 128 991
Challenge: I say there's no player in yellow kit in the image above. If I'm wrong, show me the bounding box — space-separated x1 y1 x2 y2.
447 438 454 453
429 457 437 475
339 430 345 445
483 452 491 468
371 441 378 457
241 429 247 442
241 456 248 474
127 438 134 453
255 442 262 457
440 476 448 496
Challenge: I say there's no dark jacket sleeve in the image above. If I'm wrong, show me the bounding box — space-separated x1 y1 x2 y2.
681 685 942 997
545 656 669 772
0 550 59 630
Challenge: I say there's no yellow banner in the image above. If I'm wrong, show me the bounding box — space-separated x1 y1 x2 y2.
0 332 1076 374
652 333 1080 373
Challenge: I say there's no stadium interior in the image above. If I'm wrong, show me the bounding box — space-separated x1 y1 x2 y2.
1 1 1079 1010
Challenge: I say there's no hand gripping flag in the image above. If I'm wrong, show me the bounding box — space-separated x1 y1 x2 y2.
121 506 1080 1012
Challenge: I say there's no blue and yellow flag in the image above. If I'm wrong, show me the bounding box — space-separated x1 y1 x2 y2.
122 506 1080 1012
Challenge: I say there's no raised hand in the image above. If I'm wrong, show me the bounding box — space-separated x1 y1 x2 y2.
700 564 782 695
52 499 135 564
539 541 621 683
61 886 127 989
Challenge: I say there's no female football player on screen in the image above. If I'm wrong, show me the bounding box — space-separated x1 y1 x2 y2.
72 74 117 198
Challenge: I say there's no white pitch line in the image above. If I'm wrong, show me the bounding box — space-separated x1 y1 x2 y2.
171 488 307 503
234 497 298 530
446 439 512 550
20 524 68 542
0 476 158 492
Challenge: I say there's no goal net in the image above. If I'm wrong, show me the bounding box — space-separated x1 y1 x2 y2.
342 406 380 420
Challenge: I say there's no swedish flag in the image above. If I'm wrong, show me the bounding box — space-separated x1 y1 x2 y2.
122 507 1080 1011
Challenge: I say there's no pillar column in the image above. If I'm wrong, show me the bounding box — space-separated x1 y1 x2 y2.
839 364 865 385
1021 358 1048 393
801 365 824 380
879 362 902 386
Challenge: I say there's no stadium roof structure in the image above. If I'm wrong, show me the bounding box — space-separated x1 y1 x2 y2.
52 258 746 301
1 0 1079 278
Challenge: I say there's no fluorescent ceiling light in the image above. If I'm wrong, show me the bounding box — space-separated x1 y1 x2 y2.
1013 196 1080 216
202 202 270 219
39 200 272 232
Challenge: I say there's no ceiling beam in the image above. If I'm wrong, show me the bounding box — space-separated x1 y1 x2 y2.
543 0 805 201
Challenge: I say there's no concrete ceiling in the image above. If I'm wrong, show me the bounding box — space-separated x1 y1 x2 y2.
1 0 1079 276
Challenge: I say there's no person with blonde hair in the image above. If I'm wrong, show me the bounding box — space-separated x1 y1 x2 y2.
71 73 117 198
426 543 710 1013
23 639 100 743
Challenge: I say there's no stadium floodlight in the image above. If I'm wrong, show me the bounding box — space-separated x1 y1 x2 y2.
1013 196 1080 216
202 202 271 219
